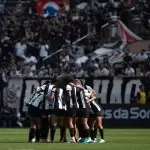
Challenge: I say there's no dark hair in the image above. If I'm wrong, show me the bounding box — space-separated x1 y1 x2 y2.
43 80 50 85
139 85 144 89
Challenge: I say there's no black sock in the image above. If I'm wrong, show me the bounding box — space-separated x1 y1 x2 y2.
28 128 36 142
99 128 104 139
78 123 83 138
60 126 67 142
35 129 41 142
41 118 49 140
90 129 94 140
94 128 97 139
50 126 56 142
69 128 74 137
84 129 90 138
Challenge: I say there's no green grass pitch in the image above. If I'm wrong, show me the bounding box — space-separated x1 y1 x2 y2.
0 128 150 150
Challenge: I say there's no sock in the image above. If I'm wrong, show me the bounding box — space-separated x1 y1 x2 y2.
50 126 56 142
35 129 41 142
90 129 94 140
69 128 75 137
41 118 49 140
60 126 67 142
78 123 83 138
28 128 36 142
94 128 97 139
99 128 104 139
84 129 90 138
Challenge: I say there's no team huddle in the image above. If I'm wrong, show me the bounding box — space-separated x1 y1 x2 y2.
27 75 105 144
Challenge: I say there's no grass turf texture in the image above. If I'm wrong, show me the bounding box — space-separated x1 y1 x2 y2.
0 129 150 150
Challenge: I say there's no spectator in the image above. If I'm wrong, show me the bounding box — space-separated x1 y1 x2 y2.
15 38 27 59
24 52 37 72
123 52 132 64
136 85 147 104
135 50 148 62
39 41 49 63
125 65 135 76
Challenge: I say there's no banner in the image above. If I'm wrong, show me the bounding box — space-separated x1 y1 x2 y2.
3 78 23 112
3 77 150 113
102 104 150 127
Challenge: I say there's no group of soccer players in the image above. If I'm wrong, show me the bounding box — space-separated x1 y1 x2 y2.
27 74 105 144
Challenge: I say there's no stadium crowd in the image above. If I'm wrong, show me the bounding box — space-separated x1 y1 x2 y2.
0 0 150 80
0 0 150 128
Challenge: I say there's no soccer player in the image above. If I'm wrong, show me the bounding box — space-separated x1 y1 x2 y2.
85 85 105 144
41 81 55 143
65 81 79 143
74 79 92 143
49 87 67 143
28 80 54 143
27 86 45 143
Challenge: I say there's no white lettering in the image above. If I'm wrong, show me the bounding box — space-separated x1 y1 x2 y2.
103 109 112 119
104 107 150 120
110 79 123 104
122 109 129 119
124 80 142 104
139 109 148 119
93 80 109 104
130 107 139 119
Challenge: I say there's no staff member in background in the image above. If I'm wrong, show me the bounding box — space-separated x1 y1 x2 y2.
136 85 147 104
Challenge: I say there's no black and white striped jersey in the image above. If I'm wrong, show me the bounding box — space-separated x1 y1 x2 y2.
52 87 67 110
44 84 55 110
85 85 101 112
66 83 79 109
76 89 87 109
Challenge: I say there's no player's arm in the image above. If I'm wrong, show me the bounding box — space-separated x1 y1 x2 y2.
46 86 56 101
86 92 96 103
69 82 85 90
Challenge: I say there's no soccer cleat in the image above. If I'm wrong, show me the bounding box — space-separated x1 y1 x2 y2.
31 138 36 143
83 137 93 143
99 139 105 143
78 138 85 143
78 137 81 142
68 139 76 143
93 138 97 143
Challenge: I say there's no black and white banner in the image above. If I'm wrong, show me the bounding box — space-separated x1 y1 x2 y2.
3 77 150 113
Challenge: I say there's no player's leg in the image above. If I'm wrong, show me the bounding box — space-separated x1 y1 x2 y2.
50 113 58 143
35 116 42 143
59 111 67 143
96 113 105 143
78 108 92 143
67 108 78 143
94 122 98 142
28 106 37 143
28 118 36 142
88 116 96 142
41 114 49 143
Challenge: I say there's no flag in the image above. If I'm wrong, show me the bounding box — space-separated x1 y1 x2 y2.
117 20 142 42
35 0 69 16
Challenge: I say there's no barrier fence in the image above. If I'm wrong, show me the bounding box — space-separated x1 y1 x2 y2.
1 77 150 127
